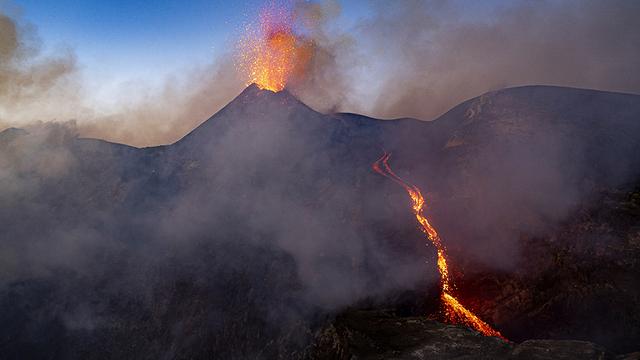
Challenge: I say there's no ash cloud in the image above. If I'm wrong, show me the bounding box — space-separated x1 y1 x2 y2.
288 0 640 272
346 0 640 120
274 0 640 122
0 10 84 129
286 0 358 113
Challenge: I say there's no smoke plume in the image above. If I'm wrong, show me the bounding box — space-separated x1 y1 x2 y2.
353 0 640 120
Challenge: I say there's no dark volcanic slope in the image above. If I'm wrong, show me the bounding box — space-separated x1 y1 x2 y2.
0 85 433 359
1 85 640 358
433 87 640 259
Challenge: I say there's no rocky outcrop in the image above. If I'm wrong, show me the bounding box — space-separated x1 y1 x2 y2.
308 310 617 360
454 185 640 353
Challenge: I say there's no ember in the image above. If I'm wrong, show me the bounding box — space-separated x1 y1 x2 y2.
235 2 313 92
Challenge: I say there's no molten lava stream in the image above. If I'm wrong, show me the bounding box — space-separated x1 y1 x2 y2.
373 152 506 340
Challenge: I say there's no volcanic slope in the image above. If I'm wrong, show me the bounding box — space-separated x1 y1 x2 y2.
1 84 640 358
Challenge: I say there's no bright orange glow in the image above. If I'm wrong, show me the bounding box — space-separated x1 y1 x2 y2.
236 3 313 92
373 153 505 340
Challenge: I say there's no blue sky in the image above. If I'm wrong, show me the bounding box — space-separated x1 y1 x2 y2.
12 0 374 86
10 1 508 90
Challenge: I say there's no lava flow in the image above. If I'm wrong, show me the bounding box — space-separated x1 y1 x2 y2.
236 2 313 92
373 152 505 339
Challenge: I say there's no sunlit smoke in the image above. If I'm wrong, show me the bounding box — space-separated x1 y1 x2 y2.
235 2 313 92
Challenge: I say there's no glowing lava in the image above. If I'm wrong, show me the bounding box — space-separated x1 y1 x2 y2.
373 152 505 339
236 2 313 92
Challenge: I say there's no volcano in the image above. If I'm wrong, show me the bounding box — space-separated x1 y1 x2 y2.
1 85 640 359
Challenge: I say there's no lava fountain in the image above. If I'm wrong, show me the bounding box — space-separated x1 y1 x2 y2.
236 2 313 92
373 152 505 339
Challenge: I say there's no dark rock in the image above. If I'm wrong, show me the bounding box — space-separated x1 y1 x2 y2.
456 185 640 353
307 310 512 359
511 340 610 360
307 309 616 360
617 352 640 360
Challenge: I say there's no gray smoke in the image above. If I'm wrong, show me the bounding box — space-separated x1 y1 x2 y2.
346 0 640 120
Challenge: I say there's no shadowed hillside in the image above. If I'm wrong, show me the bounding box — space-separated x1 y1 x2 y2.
1 85 639 358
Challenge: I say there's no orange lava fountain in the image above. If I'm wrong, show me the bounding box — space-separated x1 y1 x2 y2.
236 2 313 92
373 152 505 339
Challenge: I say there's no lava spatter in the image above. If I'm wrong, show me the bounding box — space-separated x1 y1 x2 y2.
235 2 313 92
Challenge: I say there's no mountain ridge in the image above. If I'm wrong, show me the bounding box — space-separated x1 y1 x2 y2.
1 84 640 358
